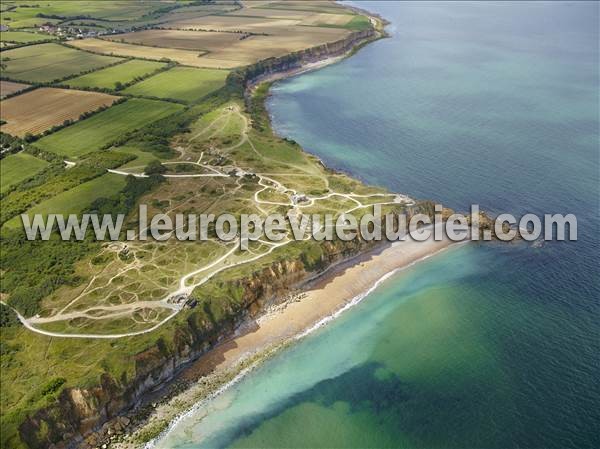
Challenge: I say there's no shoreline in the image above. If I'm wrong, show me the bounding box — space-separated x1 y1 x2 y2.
123 231 459 448
117 7 428 448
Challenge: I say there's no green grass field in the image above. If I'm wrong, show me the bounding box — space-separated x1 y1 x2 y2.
4 173 126 229
1 43 122 83
34 99 184 158
344 15 372 31
65 60 168 90
0 1 168 28
123 67 228 103
0 31 58 43
112 145 161 169
0 153 49 194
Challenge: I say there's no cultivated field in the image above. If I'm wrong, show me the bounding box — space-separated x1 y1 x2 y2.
0 80 29 98
157 3 239 22
0 153 49 194
1 0 169 27
34 98 184 158
227 7 353 27
107 29 244 52
161 14 350 65
68 39 213 68
226 7 319 19
1 43 122 83
0 31 57 43
123 66 228 103
64 60 168 90
0 88 118 137
165 14 301 32
258 1 352 14
0 2 382 447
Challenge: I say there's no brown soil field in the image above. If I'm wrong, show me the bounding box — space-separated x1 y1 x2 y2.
158 3 238 22
226 8 317 20
107 29 244 52
165 15 302 32
198 28 350 65
0 80 30 99
0 88 118 137
68 39 211 67
227 7 352 26
160 14 349 67
300 12 353 26
241 0 276 8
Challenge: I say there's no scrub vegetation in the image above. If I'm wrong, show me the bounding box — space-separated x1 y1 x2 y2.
0 1 381 448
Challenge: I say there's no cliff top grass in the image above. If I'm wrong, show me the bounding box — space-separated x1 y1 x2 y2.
0 1 380 447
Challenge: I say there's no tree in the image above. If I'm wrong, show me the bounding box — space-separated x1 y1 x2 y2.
145 159 166 175
114 81 123 91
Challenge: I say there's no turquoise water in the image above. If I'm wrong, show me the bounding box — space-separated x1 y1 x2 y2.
159 2 599 448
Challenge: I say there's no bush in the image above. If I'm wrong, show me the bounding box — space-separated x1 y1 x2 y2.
144 159 166 175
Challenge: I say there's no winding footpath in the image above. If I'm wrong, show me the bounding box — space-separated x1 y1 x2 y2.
9 106 414 339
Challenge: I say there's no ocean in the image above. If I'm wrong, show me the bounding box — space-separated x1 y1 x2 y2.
157 2 599 448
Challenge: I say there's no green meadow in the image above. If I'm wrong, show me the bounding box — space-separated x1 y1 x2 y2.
0 1 169 27
34 99 184 158
111 145 161 169
1 43 121 83
0 153 49 194
65 60 168 90
5 173 126 229
123 67 229 103
0 31 58 43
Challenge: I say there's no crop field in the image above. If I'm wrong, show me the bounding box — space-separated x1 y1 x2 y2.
0 153 49 194
0 3 383 446
195 28 349 66
0 88 118 137
5 173 127 229
258 1 352 14
165 14 300 32
158 3 239 22
1 43 122 83
34 98 184 158
0 80 29 98
123 67 228 103
107 29 244 52
227 7 353 27
0 31 57 43
0 1 169 28
68 38 213 68
300 12 355 26
227 7 318 19
154 14 350 67
64 60 168 90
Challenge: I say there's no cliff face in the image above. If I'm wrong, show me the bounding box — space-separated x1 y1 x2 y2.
18 21 383 449
228 28 377 90
18 238 373 449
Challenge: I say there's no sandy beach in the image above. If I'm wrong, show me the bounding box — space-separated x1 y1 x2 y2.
198 234 456 374
123 230 457 448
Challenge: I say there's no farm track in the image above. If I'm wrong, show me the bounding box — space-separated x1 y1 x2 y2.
10 106 412 338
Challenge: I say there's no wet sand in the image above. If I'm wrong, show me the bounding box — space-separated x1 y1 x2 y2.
191 234 456 375
123 231 458 448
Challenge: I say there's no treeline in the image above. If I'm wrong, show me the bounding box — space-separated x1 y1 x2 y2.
0 232 98 317
1 53 129 86
22 97 127 143
60 62 175 94
246 82 271 133
88 172 163 217
0 133 26 159
0 151 134 225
